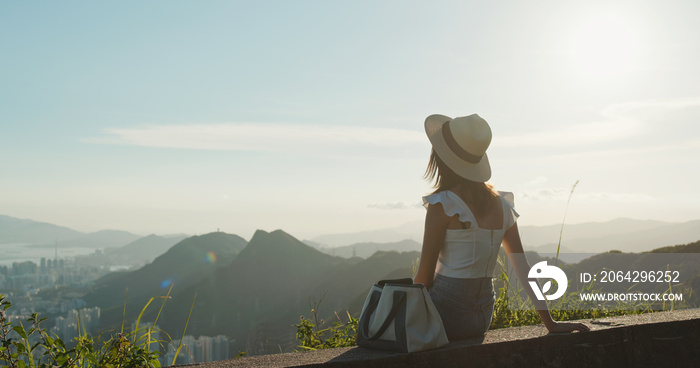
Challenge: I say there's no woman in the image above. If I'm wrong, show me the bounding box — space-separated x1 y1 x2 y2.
413 114 589 339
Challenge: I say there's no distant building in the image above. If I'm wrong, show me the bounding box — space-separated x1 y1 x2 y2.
163 335 229 364
50 306 101 342
11 261 37 276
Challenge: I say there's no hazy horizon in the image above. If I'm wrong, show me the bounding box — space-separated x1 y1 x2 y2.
3 1 699 242
2 213 697 247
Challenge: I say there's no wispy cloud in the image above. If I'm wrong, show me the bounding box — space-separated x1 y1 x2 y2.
494 119 641 149
577 192 656 203
367 201 423 210
600 97 700 120
521 188 655 202
83 123 425 154
494 97 700 150
521 188 568 200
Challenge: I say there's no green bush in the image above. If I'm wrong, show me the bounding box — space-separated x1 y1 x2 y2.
294 293 358 351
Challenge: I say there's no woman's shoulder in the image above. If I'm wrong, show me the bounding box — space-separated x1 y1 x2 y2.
422 190 461 208
497 191 516 208
496 190 520 229
422 190 474 223
422 190 447 204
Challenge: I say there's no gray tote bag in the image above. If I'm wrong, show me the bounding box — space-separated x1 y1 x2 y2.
356 278 449 353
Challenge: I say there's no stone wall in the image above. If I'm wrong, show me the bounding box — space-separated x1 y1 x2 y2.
179 309 700 368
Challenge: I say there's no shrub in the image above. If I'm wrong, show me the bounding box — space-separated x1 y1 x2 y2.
1 288 194 368
294 293 357 351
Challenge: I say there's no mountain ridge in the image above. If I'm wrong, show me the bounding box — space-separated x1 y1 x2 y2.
81 226 700 356
84 231 248 328
0 214 85 243
309 218 700 254
106 234 187 264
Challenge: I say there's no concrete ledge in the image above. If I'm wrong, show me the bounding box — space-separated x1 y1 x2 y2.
181 309 700 368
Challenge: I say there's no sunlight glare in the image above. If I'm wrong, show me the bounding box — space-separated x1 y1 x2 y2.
569 15 639 79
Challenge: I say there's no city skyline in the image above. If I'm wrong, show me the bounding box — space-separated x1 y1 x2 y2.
2 1 699 241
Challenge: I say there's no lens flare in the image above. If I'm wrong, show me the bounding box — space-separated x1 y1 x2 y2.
160 278 174 288
205 251 217 264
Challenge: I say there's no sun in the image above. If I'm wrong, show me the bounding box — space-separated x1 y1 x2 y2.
569 15 640 79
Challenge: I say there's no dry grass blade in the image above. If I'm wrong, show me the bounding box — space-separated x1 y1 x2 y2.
556 180 579 266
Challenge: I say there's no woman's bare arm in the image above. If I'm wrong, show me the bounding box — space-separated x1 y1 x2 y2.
502 223 589 333
414 203 449 289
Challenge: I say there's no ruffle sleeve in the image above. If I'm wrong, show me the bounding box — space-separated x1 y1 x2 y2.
499 191 520 230
422 191 474 223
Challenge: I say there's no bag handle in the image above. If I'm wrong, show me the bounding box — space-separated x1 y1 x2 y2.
377 278 413 287
360 290 407 341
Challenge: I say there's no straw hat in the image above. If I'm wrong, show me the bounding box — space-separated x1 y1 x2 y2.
424 114 492 182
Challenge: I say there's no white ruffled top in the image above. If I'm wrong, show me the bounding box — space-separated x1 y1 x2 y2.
422 190 520 279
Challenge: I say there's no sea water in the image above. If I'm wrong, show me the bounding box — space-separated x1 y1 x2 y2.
0 243 96 266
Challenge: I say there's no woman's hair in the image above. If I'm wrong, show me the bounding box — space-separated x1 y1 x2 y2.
424 149 498 217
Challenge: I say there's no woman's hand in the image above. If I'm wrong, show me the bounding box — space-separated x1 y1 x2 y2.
546 321 590 334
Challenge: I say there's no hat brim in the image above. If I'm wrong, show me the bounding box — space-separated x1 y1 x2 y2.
425 114 491 182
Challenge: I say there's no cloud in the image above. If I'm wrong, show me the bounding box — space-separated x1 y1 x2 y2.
521 188 568 201
83 123 425 154
494 97 700 150
367 201 423 210
600 97 700 120
576 192 656 203
521 188 655 202
493 119 641 149
530 176 548 185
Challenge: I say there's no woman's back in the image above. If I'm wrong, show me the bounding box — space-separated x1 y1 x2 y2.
422 189 518 279
445 187 503 230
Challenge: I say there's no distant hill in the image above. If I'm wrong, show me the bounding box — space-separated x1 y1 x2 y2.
529 219 700 253
107 229 419 355
50 230 142 249
105 234 187 264
82 226 700 357
158 229 349 354
565 240 700 306
311 218 700 255
319 239 421 258
84 231 247 327
517 218 670 247
311 250 419 315
0 214 84 243
648 240 700 253
309 222 422 247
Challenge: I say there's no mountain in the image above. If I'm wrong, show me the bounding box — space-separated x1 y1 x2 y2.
84 231 248 327
648 240 700 253
48 230 143 249
311 218 700 255
319 239 421 259
0 214 84 243
517 218 671 247
528 219 700 253
310 250 419 315
106 234 187 264
82 225 700 357
309 221 423 247
158 230 347 350
564 240 700 306
142 230 418 355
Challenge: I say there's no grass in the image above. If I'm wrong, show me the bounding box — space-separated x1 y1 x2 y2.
294 292 358 351
0 286 195 368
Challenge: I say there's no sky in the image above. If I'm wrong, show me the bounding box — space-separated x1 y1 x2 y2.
1 1 699 241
